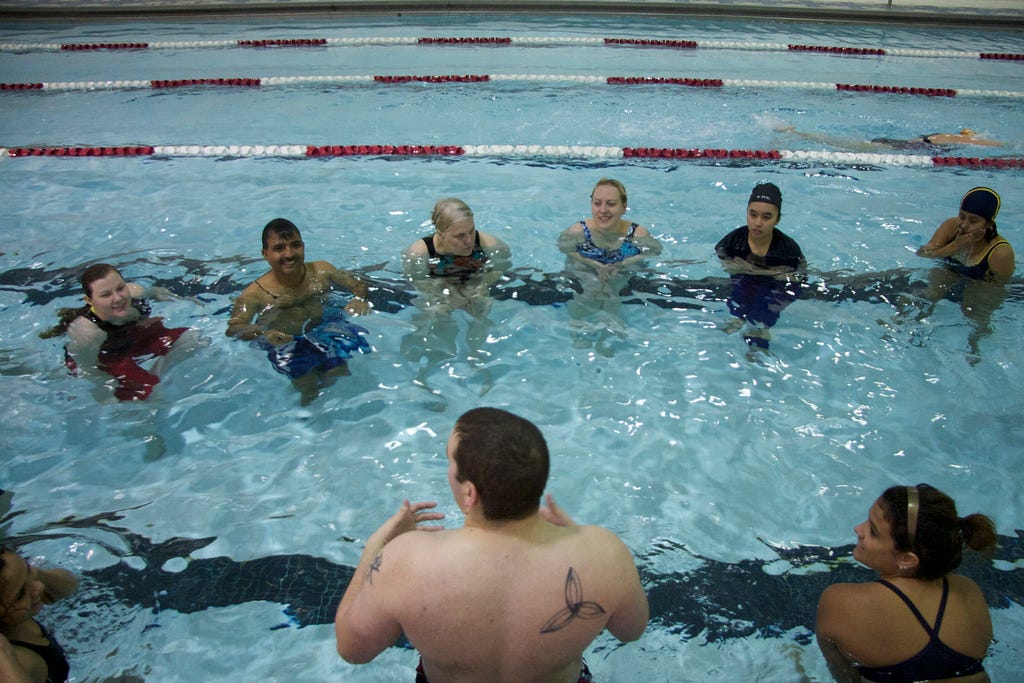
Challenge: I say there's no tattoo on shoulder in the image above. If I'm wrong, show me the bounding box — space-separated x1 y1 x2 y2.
540 567 606 634
366 552 383 584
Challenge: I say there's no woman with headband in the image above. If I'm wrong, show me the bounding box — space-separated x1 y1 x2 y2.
917 187 1015 284
816 485 996 682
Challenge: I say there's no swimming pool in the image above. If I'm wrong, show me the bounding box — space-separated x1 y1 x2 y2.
1 11 1022 682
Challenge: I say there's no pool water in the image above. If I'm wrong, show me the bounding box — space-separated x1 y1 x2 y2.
1 12 1022 683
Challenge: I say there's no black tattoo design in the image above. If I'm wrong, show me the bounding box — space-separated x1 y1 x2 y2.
540 567 606 634
366 552 382 584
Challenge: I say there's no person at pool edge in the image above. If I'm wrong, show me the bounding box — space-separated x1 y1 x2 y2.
0 545 79 683
715 182 805 350
39 263 202 400
334 407 650 682
816 484 996 683
227 218 373 405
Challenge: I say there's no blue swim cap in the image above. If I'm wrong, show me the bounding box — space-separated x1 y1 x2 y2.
960 187 1000 222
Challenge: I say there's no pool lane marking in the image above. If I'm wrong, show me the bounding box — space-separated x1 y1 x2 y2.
0 38 1021 61
2 75 1021 99
2 145 1021 170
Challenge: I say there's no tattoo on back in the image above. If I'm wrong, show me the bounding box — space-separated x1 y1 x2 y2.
366 552 382 584
540 567 606 634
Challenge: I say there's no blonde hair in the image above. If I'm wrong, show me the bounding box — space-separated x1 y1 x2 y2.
431 198 474 234
591 178 628 207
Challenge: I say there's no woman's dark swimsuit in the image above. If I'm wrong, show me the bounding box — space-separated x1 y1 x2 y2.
64 299 188 401
869 133 946 152
416 657 593 682
575 221 641 265
944 237 1010 280
8 620 70 683
423 233 488 282
855 578 985 682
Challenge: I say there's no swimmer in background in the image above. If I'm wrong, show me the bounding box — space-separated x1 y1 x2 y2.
0 545 80 683
774 124 1002 153
401 197 511 318
912 187 1015 357
400 199 510 400
39 263 203 401
227 218 373 406
557 179 662 348
715 182 806 351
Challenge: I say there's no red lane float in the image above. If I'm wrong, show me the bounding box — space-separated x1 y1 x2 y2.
151 78 261 88
7 146 155 157
373 75 490 83
932 156 1023 168
979 53 1024 60
789 44 886 56
605 38 698 49
836 83 956 97
237 39 327 47
623 148 782 160
0 83 44 90
608 77 723 87
60 43 149 50
417 37 511 45
306 145 466 157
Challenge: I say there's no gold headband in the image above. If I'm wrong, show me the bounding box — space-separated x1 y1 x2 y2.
906 486 919 550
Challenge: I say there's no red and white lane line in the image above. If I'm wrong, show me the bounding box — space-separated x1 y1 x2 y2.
1 144 1021 170
2 73 1021 98
0 36 1021 61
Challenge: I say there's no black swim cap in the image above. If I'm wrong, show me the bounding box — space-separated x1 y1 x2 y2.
749 183 782 211
960 187 1000 222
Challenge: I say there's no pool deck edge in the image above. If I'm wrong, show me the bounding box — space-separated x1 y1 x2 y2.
1 2 1022 29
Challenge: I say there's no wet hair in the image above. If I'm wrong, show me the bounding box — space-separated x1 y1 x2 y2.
431 198 474 234
880 484 997 581
452 407 549 521
261 218 302 250
591 178 628 207
38 263 122 339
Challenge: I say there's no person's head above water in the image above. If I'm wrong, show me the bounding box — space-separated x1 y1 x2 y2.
431 198 474 235
449 407 550 522
959 187 1000 224
748 182 782 213
261 217 303 250
80 263 121 298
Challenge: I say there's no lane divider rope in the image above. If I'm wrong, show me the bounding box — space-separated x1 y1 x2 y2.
0 36 1021 61
1 144 1021 169
2 74 1020 98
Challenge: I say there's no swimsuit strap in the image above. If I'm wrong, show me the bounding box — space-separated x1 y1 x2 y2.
876 577 949 638
422 235 438 258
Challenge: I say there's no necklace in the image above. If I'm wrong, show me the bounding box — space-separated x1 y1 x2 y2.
255 264 306 299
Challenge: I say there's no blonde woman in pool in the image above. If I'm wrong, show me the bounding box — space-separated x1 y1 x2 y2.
557 178 663 350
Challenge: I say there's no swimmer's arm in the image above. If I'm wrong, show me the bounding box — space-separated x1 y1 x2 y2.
916 218 963 258
34 565 79 603
619 232 664 267
556 226 585 256
335 501 444 664
324 264 372 316
0 636 38 683
139 284 204 306
226 288 270 340
65 317 105 368
815 584 865 683
986 242 1015 284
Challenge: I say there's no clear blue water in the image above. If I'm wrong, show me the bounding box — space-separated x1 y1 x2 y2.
1 13 1022 683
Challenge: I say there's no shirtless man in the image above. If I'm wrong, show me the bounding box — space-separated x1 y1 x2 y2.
227 218 372 404
334 407 650 682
